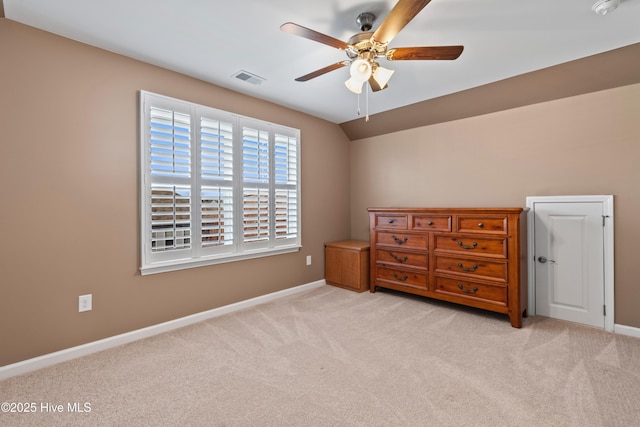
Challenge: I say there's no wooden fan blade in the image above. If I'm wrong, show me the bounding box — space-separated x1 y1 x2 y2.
280 22 350 50
386 46 464 61
372 0 432 45
295 62 348 82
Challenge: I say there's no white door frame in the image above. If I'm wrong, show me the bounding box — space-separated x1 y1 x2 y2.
526 195 614 331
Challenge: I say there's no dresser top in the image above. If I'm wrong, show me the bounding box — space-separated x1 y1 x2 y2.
368 207 525 214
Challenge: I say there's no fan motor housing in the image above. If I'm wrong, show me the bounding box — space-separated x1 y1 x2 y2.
346 32 386 59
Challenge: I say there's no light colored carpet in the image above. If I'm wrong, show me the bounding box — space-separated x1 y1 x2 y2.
1 285 639 426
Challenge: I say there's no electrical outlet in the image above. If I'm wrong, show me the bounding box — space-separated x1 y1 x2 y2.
79 294 92 312
306 255 312 266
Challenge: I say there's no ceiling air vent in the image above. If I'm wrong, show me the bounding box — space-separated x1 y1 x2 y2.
232 70 265 85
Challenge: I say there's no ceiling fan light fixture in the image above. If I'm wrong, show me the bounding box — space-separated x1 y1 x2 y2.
349 59 373 82
345 77 364 94
281 1 465 118
592 0 620 15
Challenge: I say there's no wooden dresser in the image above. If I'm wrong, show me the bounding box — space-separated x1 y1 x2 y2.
368 208 528 328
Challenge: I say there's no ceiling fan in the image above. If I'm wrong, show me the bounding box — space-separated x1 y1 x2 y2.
280 0 464 94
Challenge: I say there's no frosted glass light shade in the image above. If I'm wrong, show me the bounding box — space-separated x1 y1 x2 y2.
372 66 394 88
345 77 364 94
349 59 372 82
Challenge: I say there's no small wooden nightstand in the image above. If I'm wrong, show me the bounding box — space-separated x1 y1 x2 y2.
325 240 370 292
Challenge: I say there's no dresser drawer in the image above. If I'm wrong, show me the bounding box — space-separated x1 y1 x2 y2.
376 249 428 270
434 255 507 282
456 215 508 234
433 235 507 258
412 215 452 232
376 266 428 289
434 276 507 306
376 231 428 250
375 214 408 229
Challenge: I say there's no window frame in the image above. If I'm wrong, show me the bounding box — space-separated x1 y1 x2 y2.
139 91 301 275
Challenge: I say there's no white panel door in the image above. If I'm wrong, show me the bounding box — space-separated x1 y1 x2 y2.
534 201 604 328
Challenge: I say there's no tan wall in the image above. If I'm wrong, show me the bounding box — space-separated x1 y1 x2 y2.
350 82 640 328
0 19 352 366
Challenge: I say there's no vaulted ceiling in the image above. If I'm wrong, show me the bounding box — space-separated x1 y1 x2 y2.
4 0 640 139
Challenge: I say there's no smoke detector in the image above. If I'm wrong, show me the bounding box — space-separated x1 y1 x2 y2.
592 0 620 15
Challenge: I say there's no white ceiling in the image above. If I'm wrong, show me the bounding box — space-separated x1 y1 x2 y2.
5 0 640 124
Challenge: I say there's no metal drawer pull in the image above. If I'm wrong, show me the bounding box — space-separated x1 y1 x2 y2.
393 273 409 281
457 241 478 250
387 219 395 224
458 284 479 294
392 235 408 244
391 253 408 263
457 263 478 272
477 222 484 228
427 221 433 226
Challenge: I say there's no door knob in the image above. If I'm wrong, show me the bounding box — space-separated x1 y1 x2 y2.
538 256 556 264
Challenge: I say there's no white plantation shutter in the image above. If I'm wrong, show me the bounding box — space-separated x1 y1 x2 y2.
275 189 298 239
274 134 297 186
150 185 192 252
200 117 234 249
200 186 233 248
200 117 233 181
274 134 298 240
242 125 270 246
243 187 270 243
149 107 191 179
141 91 301 274
242 127 269 183
148 105 192 255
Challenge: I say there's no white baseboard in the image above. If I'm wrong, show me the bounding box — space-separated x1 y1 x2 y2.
614 323 640 339
0 280 326 381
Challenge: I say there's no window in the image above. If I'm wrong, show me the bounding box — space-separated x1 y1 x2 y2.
140 91 301 275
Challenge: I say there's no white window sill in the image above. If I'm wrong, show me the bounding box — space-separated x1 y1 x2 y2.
140 245 302 276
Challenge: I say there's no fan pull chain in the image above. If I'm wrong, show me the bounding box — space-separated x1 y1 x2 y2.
356 92 361 116
366 84 370 122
